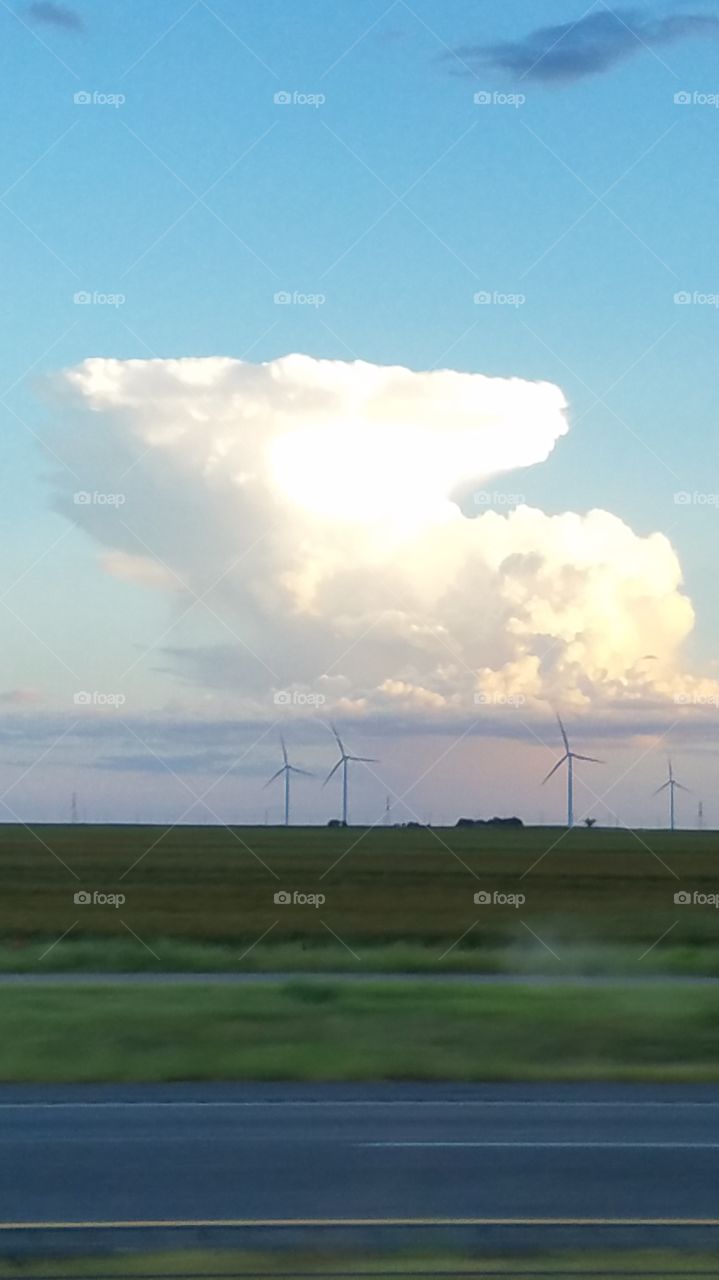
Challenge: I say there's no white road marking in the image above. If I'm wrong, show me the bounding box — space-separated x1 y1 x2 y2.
361 1140 719 1149
1 1215 719 1229
0 1098 718 1109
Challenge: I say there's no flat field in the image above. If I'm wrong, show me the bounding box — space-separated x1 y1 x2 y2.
1 823 717 973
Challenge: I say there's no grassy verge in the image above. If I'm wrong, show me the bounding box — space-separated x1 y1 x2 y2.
0 1252 718 1278
6 936 719 977
3 980 719 1082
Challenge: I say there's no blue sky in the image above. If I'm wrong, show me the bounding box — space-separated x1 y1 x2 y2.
2 0 719 826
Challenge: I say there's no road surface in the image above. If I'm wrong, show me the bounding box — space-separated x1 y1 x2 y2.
1 1083 719 1251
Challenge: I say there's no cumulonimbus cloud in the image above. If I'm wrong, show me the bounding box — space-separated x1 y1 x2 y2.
449 9 719 84
45 353 712 724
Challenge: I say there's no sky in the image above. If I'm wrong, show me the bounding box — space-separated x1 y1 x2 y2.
1 0 719 828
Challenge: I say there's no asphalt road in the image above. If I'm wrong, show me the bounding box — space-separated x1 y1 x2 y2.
1 1082 719 1236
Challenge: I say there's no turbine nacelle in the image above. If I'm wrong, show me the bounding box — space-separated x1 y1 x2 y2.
653 759 690 797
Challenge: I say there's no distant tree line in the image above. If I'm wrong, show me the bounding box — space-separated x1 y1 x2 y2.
455 817 524 828
326 816 525 829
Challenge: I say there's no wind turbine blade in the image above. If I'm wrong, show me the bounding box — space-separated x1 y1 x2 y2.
674 781 691 793
280 735 288 767
263 767 286 788
668 759 674 782
330 723 345 755
289 767 314 777
542 756 567 785
653 781 670 795
572 754 603 764
323 759 343 787
556 714 570 752
349 755 379 764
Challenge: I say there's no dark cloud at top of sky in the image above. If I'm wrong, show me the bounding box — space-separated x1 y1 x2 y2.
449 8 719 83
25 2 84 31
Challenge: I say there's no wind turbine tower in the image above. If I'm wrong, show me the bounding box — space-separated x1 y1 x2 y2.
263 737 312 826
323 726 378 826
653 759 689 832
542 715 603 828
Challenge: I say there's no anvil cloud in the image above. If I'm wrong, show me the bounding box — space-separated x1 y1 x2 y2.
47 354 705 723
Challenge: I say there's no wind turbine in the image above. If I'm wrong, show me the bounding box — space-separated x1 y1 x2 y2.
263 736 312 827
542 714 603 828
654 759 690 832
323 725 378 826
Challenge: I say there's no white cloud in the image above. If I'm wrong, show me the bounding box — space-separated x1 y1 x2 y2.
47 353 711 723
101 550 180 591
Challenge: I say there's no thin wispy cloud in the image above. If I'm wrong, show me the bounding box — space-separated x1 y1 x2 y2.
449 8 719 83
24 2 84 32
